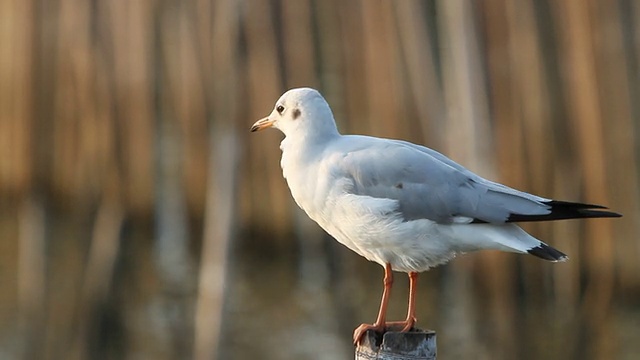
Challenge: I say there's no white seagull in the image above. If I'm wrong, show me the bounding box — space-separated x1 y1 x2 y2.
250 87 621 344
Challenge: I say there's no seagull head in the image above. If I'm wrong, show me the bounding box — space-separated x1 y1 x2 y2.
251 87 339 139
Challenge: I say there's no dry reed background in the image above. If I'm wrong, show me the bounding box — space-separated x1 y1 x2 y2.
1 0 639 359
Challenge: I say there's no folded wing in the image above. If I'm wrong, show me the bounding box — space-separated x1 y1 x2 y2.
332 137 620 224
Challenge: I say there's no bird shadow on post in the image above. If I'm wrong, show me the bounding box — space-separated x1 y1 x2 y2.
355 329 437 360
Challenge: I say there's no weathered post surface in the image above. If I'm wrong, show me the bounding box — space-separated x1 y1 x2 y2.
355 329 436 360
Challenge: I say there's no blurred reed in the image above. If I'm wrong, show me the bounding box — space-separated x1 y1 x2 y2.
0 0 638 359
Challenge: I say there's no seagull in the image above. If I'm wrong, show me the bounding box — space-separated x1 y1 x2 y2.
250 87 621 344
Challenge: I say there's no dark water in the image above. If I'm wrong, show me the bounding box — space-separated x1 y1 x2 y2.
2 210 638 360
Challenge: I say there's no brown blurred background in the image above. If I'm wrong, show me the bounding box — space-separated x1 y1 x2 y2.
1 0 639 359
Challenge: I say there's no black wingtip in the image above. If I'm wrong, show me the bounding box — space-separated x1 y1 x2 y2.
527 243 568 262
508 200 622 223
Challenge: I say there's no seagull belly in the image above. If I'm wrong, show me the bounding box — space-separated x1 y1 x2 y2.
314 192 462 273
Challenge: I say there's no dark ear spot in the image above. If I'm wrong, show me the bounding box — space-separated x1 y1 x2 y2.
292 108 301 120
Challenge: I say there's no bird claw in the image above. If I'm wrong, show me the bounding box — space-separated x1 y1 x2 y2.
353 318 418 345
353 323 384 345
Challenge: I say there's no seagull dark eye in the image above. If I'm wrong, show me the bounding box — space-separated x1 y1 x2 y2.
276 105 285 114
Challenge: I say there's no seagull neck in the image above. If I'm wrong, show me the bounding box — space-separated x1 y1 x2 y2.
280 130 339 159
293 127 340 147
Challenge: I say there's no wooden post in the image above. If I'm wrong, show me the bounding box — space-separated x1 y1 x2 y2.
355 329 437 360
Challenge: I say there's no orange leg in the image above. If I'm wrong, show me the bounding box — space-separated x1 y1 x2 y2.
384 271 418 332
402 271 419 331
353 263 393 344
